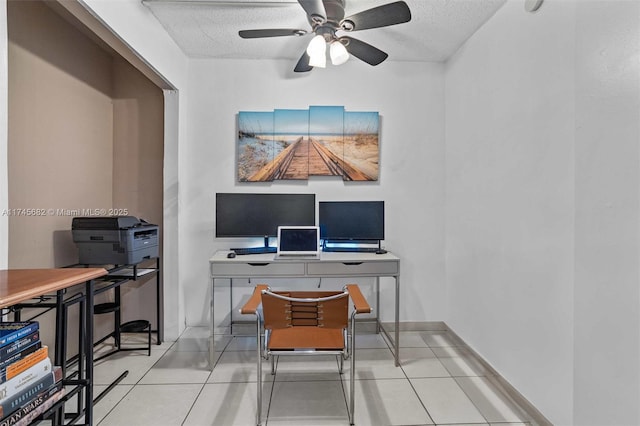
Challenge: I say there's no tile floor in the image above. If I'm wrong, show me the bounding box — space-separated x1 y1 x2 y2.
84 325 542 426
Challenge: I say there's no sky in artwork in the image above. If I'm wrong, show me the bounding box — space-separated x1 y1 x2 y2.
238 111 273 134
239 107 379 136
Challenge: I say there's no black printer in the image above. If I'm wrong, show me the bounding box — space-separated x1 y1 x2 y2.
72 216 159 265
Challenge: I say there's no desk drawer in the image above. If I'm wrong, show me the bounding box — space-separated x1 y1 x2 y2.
307 261 398 276
212 262 305 277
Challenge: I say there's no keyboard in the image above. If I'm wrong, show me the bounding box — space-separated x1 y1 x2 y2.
232 247 277 255
323 247 380 253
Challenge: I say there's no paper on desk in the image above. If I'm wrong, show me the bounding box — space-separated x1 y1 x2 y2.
112 268 156 277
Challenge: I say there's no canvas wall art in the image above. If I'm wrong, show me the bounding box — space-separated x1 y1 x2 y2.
237 106 379 182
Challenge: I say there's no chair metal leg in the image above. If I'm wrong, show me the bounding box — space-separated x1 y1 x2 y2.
147 322 152 356
271 355 276 375
349 313 356 426
256 313 263 426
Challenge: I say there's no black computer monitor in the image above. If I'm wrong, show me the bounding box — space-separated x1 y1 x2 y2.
319 201 385 242
216 193 316 242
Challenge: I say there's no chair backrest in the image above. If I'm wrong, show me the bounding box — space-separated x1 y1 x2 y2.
261 290 349 330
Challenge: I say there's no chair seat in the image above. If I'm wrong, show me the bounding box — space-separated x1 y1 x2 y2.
268 326 344 350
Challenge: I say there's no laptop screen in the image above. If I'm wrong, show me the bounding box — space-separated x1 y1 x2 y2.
277 226 319 256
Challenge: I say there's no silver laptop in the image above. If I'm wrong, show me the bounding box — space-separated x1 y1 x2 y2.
276 226 320 259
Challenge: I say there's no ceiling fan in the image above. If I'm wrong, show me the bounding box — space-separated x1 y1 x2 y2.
238 0 411 72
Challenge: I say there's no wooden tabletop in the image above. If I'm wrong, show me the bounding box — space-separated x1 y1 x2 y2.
0 268 108 308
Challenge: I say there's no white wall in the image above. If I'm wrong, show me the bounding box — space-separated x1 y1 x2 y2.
574 1 640 424
445 0 640 424
184 58 446 327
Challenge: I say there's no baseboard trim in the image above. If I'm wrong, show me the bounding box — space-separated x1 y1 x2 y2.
443 325 552 426
382 321 552 426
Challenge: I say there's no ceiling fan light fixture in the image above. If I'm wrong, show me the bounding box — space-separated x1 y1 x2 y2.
306 34 327 68
308 51 327 68
306 34 326 56
238 0 412 72
330 40 349 65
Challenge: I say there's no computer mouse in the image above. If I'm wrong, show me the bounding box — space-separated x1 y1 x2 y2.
227 252 236 258
375 249 387 255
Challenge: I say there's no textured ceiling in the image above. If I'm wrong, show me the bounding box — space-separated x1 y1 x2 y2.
143 0 507 62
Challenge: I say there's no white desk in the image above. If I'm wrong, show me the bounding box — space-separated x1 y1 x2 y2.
209 250 401 367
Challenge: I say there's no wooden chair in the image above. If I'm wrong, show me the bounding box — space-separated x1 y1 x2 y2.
240 284 372 426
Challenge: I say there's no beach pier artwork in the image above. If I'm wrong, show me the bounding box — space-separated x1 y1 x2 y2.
237 106 379 182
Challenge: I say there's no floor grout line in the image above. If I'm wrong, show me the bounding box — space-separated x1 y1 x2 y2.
93 327 545 426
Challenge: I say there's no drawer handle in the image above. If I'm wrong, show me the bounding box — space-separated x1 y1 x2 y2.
342 262 363 266
248 262 271 266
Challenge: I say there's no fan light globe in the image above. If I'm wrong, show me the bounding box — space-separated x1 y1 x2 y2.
330 41 349 65
308 51 326 68
306 34 326 56
307 35 327 67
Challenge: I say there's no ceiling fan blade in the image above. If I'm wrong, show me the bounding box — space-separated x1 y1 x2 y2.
298 0 326 19
341 1 411 32
340 36 388 66
294 52 313 72
239 29 307 38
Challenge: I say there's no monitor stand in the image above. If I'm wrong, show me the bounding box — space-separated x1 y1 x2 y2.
231 236 277 254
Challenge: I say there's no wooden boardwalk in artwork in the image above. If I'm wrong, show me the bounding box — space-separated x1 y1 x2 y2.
249 137 373 182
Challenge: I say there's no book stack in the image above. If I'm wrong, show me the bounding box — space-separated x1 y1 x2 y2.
0 322 65 426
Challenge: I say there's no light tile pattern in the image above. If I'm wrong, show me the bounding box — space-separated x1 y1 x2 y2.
87 326 541 425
